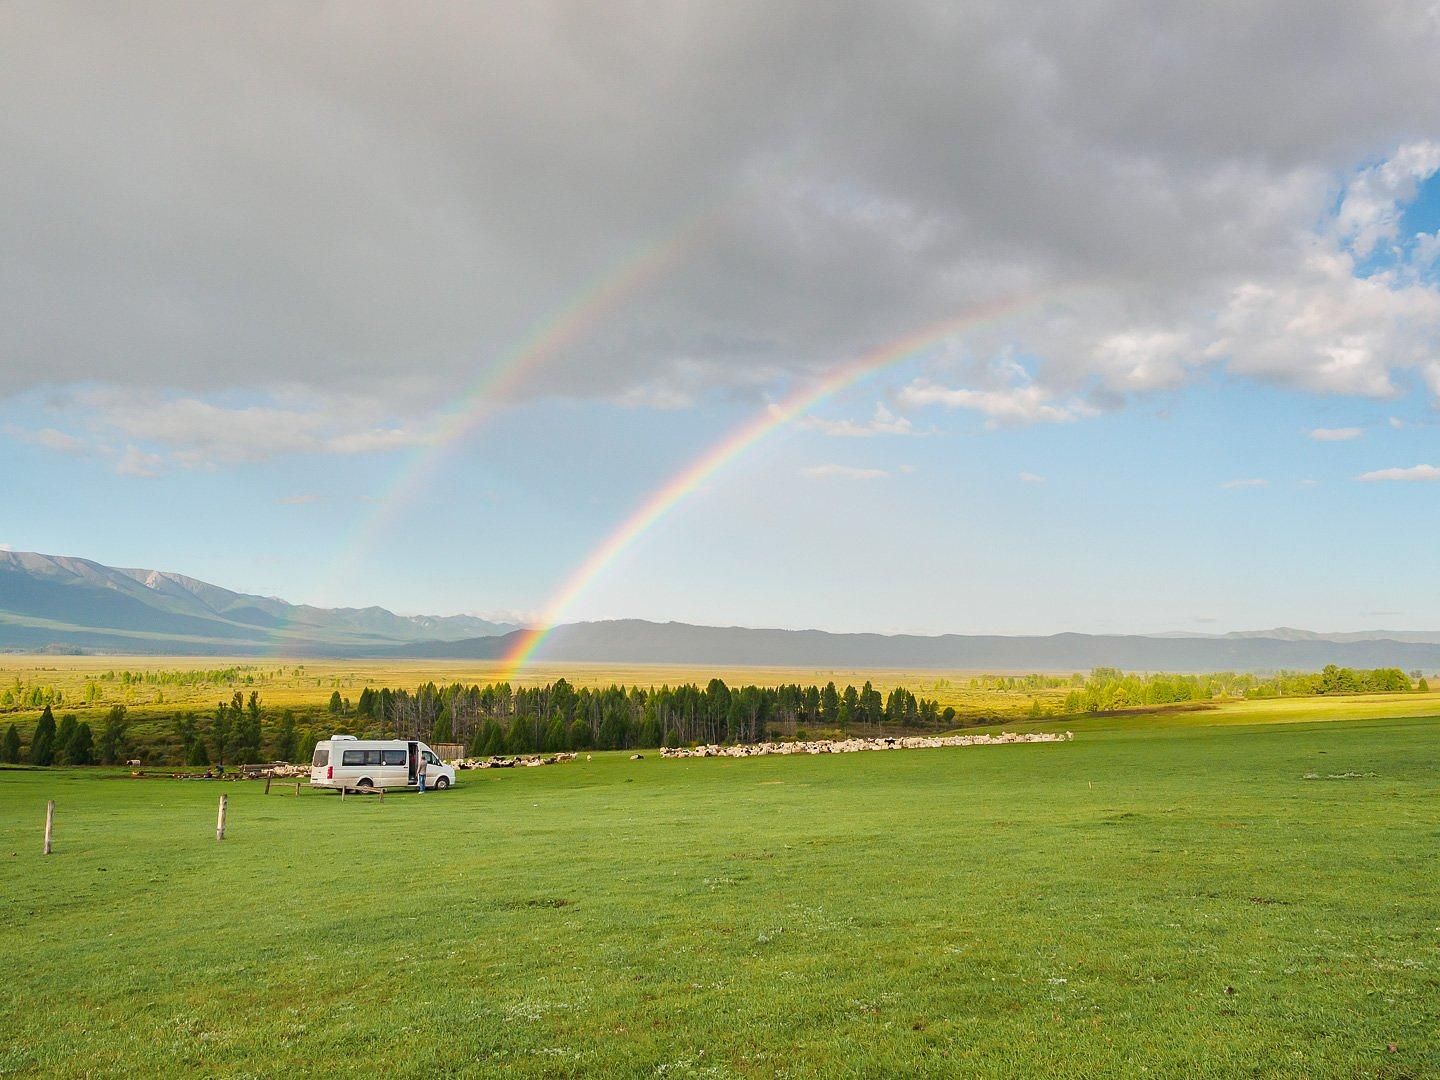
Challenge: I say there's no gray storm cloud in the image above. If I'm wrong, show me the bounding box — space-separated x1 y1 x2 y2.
3 1 1440 425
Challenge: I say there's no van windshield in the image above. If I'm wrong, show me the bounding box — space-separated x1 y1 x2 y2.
311 744 329 768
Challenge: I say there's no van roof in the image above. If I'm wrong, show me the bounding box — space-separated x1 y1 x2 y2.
330 734 358 741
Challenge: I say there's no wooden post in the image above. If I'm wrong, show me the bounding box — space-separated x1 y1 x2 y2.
216 793 228 841
264 776 272 795
378 786 385 803
295 782 301 797
43 799 54 855
340 785 345 801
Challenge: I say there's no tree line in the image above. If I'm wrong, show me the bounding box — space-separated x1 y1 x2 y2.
2 704 132 766
1062 665 1428 713
352 678 954 755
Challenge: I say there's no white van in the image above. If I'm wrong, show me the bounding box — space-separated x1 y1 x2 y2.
310 735 457 791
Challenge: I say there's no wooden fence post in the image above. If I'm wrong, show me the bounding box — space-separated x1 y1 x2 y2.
295 782 301 797
216 793 228 841
43 799 54 855
264 776 272 795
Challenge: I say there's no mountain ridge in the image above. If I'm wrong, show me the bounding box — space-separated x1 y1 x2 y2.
374 619 1440 673
3 551 1440 671
0 550 516 652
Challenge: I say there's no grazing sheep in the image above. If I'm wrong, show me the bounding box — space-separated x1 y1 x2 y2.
660 731 1071 759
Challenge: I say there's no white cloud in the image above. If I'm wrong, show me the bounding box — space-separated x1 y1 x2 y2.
1413 231 1440 270
1336 141 1440 257
1388 416 1407 429
898 378 1094 427
798 403 915 437
1206 247 1440 398
276 494 321 506
1357 463 1440 482
114 446 165 478
1308 426 1363 441
9 389 441 471
1220 478 1269 489
800 464 891 480
1018 472 1046 484
6 426 88 454
1087 329 1198 394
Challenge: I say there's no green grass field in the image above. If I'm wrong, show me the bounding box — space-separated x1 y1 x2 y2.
3 708 1437 1077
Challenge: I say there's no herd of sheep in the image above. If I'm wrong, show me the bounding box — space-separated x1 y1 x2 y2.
659 731 1073 758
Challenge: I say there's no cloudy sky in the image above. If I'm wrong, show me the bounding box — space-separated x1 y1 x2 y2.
3 1 1440 635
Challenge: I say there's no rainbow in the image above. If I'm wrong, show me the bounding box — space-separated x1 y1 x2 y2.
497 291 1053 675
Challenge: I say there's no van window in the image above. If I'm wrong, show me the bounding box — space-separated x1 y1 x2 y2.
311 744 329 767
423 750 441 765
342 749 364 766
381 749 407 766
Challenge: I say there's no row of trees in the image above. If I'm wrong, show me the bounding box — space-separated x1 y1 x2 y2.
2 704 132 766
346 678 952 754
1062 665 1428 713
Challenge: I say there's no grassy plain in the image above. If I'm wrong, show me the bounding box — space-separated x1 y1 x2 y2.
2 705 1437 1077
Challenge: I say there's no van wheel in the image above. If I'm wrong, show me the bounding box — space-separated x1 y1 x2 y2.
434 777 450 790
356 778 374 790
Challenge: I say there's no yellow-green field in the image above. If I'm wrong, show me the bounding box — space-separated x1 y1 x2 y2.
0 656 1081 724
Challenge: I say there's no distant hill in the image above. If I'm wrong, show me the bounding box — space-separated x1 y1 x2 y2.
4 550 1440 671
0 550 516 654
383 619 1440 673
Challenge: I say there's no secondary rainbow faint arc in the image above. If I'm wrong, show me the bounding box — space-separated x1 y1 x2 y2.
498 292 1051 675
358 214 715 555
267 213 716 657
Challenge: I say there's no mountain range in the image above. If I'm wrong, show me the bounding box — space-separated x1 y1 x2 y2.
3 550 1439 672
0 550 515 654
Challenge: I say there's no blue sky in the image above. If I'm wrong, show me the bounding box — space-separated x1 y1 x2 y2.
5 348 1438 635
3 5 1440 636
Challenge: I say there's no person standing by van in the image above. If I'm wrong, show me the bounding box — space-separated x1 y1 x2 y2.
416 750 428 794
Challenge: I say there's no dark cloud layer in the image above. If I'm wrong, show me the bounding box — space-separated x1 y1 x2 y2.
4 2 1440 420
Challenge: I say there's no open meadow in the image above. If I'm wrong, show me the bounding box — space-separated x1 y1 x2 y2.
2 704 1437 1077
7 655 1440 757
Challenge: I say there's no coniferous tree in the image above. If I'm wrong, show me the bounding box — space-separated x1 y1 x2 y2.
272 710 299 762
544 716 568 753
54 714 78 763
432 711 453 744
568 718 591 751
211 699 234 767
29 705 56 766
2 724 21 764
98 705 129 765
231 691 262 762
64 722 94 766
